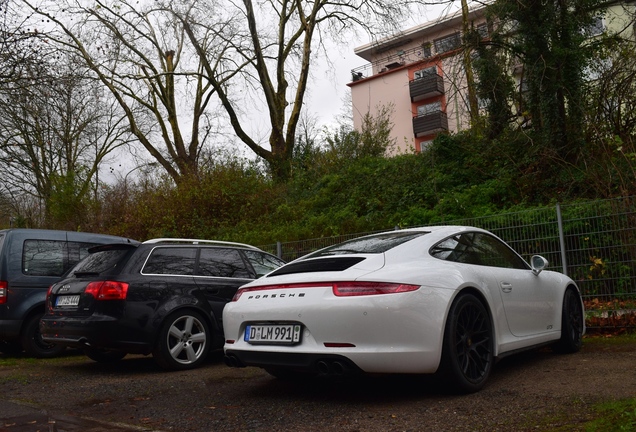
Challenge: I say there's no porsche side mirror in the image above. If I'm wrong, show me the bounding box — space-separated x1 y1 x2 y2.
531 255 549 275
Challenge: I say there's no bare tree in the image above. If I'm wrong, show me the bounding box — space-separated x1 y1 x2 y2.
170 0 415 181
0 55 132 227
0 0 50 87
23 0 419 183
21 0 230 184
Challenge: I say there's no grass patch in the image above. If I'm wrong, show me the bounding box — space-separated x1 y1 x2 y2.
582 332 636 352
584 399 636 431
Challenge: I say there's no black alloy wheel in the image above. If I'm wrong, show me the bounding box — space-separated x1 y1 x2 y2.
440 293 494 393
554 288 584 353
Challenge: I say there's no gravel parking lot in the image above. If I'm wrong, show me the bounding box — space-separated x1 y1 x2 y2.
1 336 635 431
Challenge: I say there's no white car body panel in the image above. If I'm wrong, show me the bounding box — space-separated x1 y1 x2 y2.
223 226 584 379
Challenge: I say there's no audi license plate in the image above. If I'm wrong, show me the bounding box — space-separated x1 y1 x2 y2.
245 324 302 345
56 295 80 307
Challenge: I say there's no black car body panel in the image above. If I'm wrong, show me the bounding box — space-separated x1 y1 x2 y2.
40 239 285 369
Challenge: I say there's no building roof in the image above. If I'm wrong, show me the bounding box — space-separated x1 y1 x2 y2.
353 4 487 62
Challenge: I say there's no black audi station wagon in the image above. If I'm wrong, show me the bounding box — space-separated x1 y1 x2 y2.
40 238 285 370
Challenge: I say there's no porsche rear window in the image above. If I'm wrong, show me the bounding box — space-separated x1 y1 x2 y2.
268 257 365 277
306 231 428 258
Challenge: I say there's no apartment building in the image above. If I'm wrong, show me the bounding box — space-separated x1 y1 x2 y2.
348 2 635 154
349 6 487 154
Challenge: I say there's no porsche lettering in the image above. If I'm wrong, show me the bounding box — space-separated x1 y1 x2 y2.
247 293 306 299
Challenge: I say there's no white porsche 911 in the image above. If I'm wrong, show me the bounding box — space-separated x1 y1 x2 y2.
222 226 585 392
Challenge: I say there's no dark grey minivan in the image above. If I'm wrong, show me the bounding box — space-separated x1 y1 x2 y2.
0 229 136 357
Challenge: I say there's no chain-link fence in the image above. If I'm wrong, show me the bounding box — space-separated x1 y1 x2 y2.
259 196 636 330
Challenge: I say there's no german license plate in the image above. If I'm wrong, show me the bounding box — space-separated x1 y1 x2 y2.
244 324 302 345
56 295 80 307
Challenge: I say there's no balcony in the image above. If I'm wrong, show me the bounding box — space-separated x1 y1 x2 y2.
409 74 444 102
412 111 448 137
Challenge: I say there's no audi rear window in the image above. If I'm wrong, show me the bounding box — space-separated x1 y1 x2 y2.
305 231 428 258
71 248 131 275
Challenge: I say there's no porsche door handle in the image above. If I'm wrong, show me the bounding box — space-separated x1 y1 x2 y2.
500 282 513 293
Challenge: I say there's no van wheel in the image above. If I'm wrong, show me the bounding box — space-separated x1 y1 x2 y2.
21 313 66 358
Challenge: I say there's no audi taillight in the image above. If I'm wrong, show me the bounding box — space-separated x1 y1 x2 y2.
0 281 7 305
85 281 129 300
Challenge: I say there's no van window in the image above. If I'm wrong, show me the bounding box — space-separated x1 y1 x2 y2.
67 241 101 264
22 240 66 277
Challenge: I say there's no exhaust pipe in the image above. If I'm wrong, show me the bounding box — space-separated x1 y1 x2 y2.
224 355 245 368
331 361 346 376
316 360 331 375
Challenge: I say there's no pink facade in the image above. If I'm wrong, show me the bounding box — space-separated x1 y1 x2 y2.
348 7 487 154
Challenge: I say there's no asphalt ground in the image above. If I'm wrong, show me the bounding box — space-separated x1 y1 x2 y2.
1 336 635 431
0 400 154 432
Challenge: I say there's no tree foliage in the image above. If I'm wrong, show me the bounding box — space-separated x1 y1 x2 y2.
473 0 616 160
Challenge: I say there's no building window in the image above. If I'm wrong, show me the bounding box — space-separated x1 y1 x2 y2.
419 140 434 151
477 23 489 39
417 101 442 116
585 16 604 37
421 43 432 58
434 33 461 54
414 66 437 80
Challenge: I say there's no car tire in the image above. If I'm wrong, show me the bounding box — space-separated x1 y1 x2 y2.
439 293 494 393
84 348 127 363
554 288 584 354
153 310 211 371
20 313 66 358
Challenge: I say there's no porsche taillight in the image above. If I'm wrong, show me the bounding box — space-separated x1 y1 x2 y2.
231 281 420 301
85 281 129 300
332 282 420 296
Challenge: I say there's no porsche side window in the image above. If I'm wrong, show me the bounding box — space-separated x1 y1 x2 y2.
470 234 528 269
431 233 528 270
430 234 482 265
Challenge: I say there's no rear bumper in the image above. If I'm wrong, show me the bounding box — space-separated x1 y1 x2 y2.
40 316 153 355
224 349 362 375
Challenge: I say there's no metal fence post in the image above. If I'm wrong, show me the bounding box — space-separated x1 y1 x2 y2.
276 241 282 259
556 202 568 276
